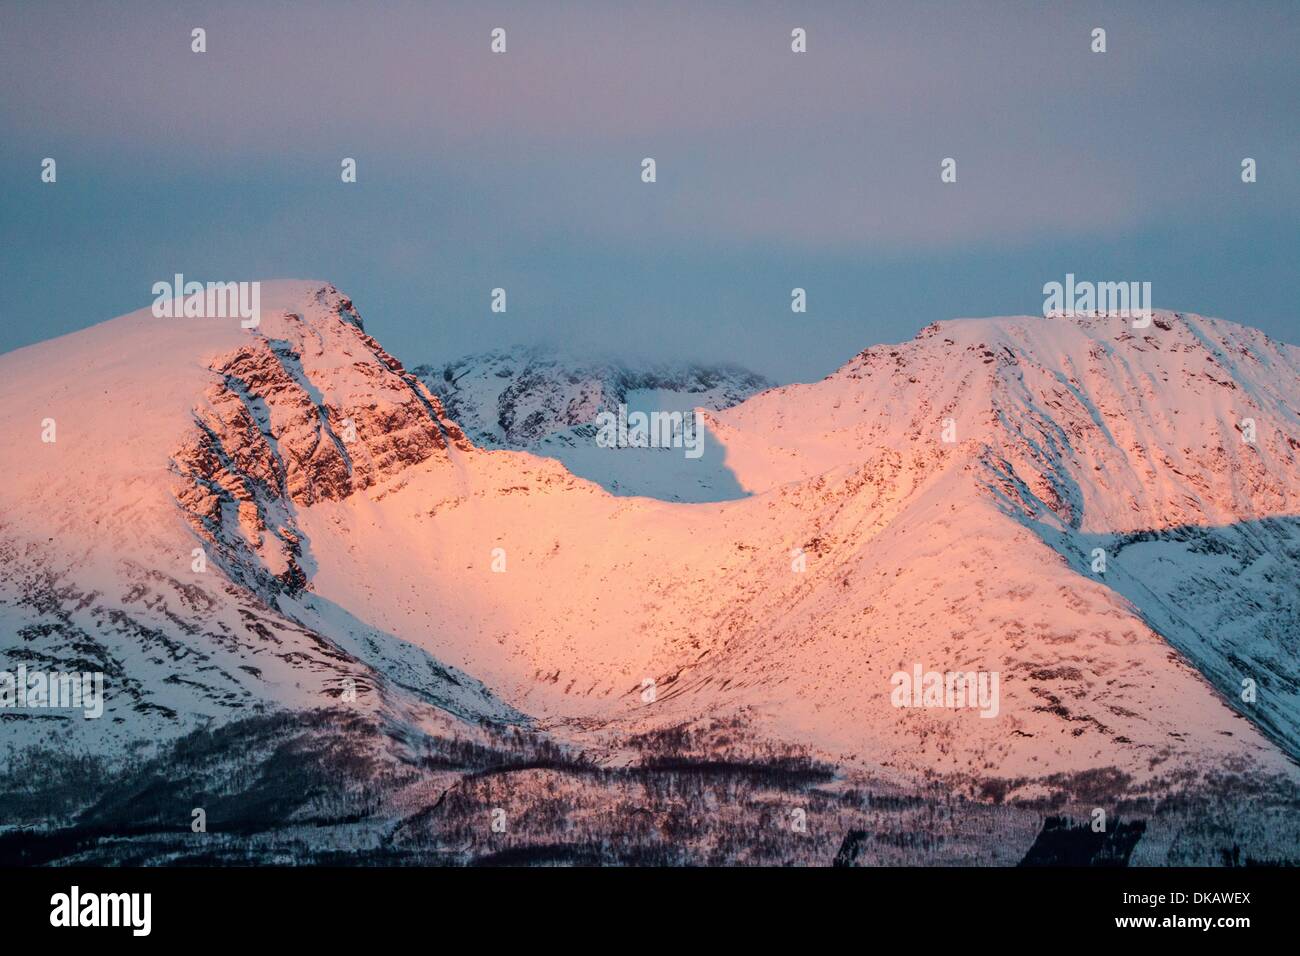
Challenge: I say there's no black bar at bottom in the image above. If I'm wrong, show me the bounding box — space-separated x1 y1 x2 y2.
0 865 1285 941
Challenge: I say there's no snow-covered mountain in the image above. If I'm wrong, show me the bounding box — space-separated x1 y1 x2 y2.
413 347 772 501
0 283 515 765
415 347 770 448
2 283 1297 864
705 312 1300 764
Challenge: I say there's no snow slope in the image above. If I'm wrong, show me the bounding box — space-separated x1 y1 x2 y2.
2 286 1296 796
707 311 1300 760
0 282 514 760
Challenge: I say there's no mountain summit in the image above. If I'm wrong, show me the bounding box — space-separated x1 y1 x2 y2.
2 284 1297 863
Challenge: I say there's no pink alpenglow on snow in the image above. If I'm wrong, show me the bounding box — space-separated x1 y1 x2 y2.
2 282 1298 865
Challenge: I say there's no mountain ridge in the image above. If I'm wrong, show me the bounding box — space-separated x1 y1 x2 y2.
1 283 1296 797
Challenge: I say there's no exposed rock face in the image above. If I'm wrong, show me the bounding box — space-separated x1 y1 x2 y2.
3 285 1298 861
0 283 514 759
170 284 470 598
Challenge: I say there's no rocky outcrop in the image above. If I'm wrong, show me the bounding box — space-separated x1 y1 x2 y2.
170 284 470 598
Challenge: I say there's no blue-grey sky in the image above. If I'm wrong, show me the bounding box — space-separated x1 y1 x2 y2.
1 0 1296 382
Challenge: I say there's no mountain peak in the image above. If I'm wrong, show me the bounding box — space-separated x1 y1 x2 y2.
3 289 1297 843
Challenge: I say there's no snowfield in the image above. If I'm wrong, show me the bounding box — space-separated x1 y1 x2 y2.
1 281 1297 864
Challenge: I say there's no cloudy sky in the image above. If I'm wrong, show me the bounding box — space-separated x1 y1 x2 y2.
2 0 1296 380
